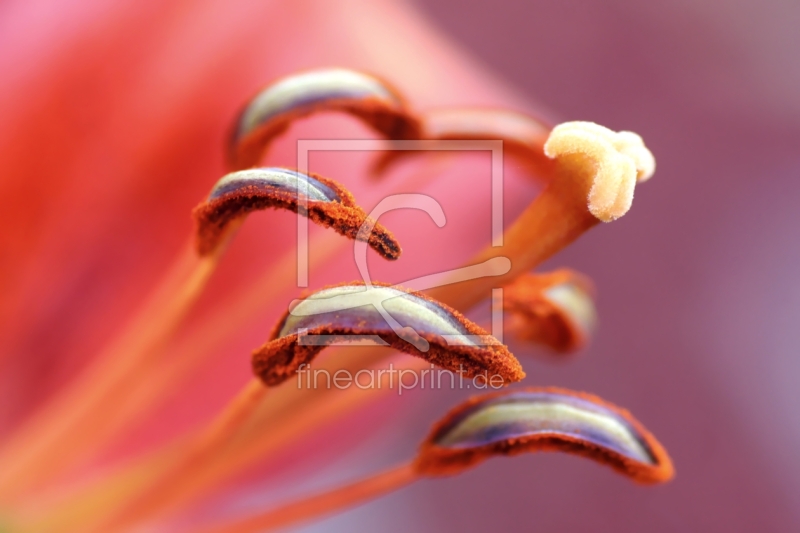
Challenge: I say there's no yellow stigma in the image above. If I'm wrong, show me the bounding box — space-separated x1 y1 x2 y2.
544 121 656 222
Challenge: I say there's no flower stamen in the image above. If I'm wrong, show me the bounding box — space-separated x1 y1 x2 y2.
227 68 421 170
371 107 552 178
70 278 524 531
253 281 525 386
128 120 654 523
426 120 655 311
194 167 402 259
500 269 596 353
416 387 674 484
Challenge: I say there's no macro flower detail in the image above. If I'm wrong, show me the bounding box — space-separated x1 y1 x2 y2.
193 167 402 258
416 387 674 483
252 281 525 386
0 43 671 532
501 269 596 352
371 107 552 177
544 121 656 222
227 68 421 170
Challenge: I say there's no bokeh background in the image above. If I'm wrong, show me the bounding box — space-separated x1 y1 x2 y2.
1 0 798 532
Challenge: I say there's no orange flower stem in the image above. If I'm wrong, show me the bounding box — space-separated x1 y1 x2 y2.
0 231 232 502
195 462 419 533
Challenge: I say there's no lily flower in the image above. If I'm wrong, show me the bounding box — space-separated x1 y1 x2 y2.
0 1 671 532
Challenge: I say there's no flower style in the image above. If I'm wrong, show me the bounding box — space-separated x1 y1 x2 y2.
0 2 673 532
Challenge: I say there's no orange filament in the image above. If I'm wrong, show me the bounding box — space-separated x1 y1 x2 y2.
194 463 418 533
86 380 269 533
428 167 600 311
82 352 411 531
0 240 226 501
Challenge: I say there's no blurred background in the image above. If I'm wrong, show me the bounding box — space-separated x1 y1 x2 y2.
0 0 798 531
